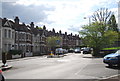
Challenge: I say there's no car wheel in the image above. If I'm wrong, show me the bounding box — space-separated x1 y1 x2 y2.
108 64 113 67
118 63 120 68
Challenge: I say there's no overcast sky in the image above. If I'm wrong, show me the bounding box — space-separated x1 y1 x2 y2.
1 0 119 35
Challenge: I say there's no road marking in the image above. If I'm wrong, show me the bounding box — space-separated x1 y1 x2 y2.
57 59 70 62
74 63 88 75
101 74 120 79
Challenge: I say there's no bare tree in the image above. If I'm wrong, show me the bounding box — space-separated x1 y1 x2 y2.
92 8 112 24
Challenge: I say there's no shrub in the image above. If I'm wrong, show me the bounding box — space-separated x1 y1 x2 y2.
8 50 23 55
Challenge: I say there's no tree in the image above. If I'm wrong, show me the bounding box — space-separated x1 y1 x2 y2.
92 8 112 25
108 14 119 32
79 22 118 56
2 52 7 66
46 36 62 54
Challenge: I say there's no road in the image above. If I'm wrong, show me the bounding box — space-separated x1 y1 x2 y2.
3 53 120 80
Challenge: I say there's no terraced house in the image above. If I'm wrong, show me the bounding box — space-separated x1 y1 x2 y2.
0 16 81 59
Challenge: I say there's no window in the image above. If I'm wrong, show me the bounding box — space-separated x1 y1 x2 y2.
12 31 14 39
15 32 18 40
8 44 11 50
4 44 7 51
4 29 7 38
8 30 11 38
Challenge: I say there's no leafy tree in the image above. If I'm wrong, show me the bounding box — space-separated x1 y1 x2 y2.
46 36 62 54
79 22 118 56
108 14 119 32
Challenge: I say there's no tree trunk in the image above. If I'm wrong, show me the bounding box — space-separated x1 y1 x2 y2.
2 52 7 65
93 48 100 57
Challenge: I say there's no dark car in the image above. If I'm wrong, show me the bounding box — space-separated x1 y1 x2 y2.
82 47 91 54
103 50 120 67
0 69 5 81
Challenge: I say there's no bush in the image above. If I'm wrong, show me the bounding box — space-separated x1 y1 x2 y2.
8 50 23 55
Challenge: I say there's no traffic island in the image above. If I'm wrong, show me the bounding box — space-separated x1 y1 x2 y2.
1 65 12 71
47 55 64 58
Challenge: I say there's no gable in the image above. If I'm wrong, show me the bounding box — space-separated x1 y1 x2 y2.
4 21 12 27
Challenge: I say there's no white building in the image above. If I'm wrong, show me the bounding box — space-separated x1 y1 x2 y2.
1 18 15 52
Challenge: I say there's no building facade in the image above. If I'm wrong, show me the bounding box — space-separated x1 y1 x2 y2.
0 16 81 59
14 17 33 57
1 18 15 52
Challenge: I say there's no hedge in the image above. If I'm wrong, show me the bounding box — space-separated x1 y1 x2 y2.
102 47 120 50
8 50 23 55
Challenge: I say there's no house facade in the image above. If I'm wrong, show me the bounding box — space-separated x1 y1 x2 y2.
0 16 81 59
14 17 33 57
1 18 15 52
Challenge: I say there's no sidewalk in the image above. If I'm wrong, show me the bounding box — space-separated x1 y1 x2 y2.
0 55 47 70
97 74 120 81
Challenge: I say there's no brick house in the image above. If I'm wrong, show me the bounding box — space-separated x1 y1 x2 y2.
14 17 33 57
31 24 47 55
0 16 81 59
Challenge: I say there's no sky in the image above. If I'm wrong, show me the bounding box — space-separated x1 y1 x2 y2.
0 0 119 35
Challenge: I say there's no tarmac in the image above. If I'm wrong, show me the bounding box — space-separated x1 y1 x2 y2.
0 55 120 81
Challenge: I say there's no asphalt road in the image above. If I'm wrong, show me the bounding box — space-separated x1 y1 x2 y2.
3 53 120 80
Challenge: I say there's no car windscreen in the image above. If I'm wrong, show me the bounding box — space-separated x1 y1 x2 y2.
115 50 120 54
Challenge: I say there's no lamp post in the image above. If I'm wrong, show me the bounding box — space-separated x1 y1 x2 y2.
0 1 2 60
84 16 91 26
0 23 2 60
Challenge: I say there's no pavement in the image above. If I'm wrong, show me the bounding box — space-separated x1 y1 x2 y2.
0 55 47 70
97 74 120 81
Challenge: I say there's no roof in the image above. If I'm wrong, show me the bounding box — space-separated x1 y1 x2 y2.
1 18 14 29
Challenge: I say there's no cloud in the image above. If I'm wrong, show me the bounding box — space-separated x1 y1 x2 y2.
1 0 119 34
2 2 55 24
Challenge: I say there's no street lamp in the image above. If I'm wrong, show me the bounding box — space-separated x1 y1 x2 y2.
0 22 2 60
84 16 91 26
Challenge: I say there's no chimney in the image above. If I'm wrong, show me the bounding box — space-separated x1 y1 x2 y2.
30 22 34 28
43 25 46 30
71 33 73 36
52 28 55 33
65 32 67 35
14 16 19 25
59 30 61 34
36 26 38 29
22 22 25 26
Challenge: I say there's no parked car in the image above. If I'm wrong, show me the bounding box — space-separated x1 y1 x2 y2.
68 48 74 53
74 48 81 53
103 50 120 67
82 47 91 54
55 48 64 55
0 69 5 81
62 49 68 54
